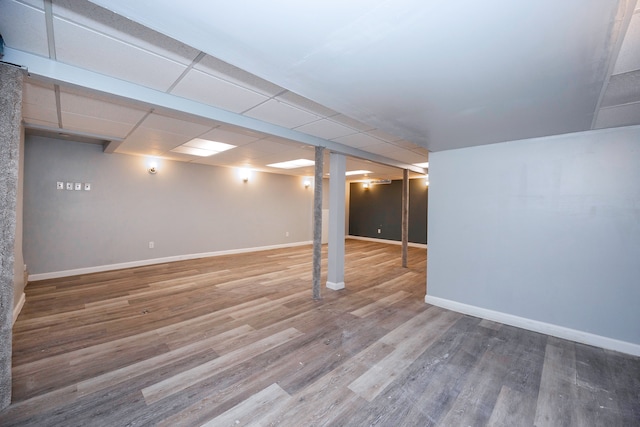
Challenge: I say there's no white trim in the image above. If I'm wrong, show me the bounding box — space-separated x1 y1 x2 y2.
425 295 640 357
28 241 313 281
12 292 25 326
347 235 427 249
326 281 345 290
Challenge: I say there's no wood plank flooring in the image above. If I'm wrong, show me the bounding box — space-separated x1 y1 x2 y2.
1 240 639 426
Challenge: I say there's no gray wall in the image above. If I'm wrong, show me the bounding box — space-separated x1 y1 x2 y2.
427 125 640 345
24 136 314 275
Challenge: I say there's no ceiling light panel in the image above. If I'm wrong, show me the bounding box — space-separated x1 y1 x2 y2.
170 146 216 157
267 159 315 169
345 170 372 176
184 138 235 152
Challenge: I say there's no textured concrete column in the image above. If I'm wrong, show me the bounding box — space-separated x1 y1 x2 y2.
312 146 324 300
0 63 23 410
326 152 346 290
401 169 409 268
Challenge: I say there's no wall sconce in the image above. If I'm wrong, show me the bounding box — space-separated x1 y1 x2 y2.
239 168 251 182
303 178 311 189
148 161 158 174
363 181 370 189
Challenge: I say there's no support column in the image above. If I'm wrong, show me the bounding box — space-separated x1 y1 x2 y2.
401 169 409 268
0 63 24 410
312 146 324 300
327 152 346 290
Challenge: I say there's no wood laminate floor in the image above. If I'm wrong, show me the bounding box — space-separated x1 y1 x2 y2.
1 240 639 426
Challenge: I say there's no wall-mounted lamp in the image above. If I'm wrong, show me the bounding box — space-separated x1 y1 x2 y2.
148 161 158 174
303 178 311 189
363 181 370 189
239 168 251 182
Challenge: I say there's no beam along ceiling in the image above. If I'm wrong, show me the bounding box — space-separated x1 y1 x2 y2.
2 0 639 179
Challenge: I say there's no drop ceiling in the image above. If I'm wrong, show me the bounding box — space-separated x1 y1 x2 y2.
1 0 639 180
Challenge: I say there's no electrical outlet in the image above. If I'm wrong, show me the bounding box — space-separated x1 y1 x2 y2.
56 182 64 190
377 228 381 234
66 182 73 190
148 241 154 249
286 231 289 237
84 183 91 191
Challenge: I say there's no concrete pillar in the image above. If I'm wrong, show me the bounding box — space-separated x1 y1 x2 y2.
0 63 23 410
312 146 324 300
326 152 346 290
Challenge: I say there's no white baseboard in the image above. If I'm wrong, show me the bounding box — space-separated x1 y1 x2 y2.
326 281 345 290
29 241 313 281
347 235 427 249
13 292 25 326
425 295 640 357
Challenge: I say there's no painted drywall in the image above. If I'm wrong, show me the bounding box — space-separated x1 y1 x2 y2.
427 125 640 345
349 179 428 244
23 136 314 275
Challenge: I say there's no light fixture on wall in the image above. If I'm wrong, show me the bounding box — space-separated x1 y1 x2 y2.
424 174 429 186
239 168 251 182
363 181 370 189
148 161 158 174
303 178 311 189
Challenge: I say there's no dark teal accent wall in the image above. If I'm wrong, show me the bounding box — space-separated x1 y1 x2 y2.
349 179 428 244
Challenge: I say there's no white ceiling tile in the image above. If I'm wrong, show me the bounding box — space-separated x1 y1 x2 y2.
198 125 263 146
60 91 147 124
61 112 135 138
325 114 375 132
0 0 49 56
411 146 431 157
361 142 402 156
195 55 284 97
383 148 427 164
53 17 188 91
275 91 339 117
390 139 420 150
139 113 212 135
53 0 199 65
170 69 269 113
367 129 403 142
613 13 640 74
333 132 382 148
594 102 640 129
295 119 358 140
244 99 321 128
602 70 640 107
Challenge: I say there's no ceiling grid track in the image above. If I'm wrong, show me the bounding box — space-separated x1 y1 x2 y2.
590 0 638 129
166 51 206 93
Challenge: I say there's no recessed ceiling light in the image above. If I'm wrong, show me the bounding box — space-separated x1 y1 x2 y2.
345 170 372 176
414 162 429 168
267 159 315 169
170 138 236 157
